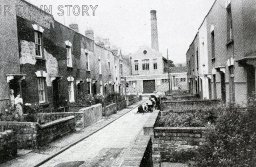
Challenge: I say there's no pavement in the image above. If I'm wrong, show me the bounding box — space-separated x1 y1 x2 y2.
0 100 147 167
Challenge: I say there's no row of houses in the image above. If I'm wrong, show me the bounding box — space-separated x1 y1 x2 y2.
186 0 256 106
0 0 131 113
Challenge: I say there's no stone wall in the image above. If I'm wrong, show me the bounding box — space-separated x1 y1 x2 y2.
37 103 103 129
117 100 127 111
79 103 102 127
0 116 76 149
152 127 206 166
0 121 37 149
37 116 75 146
37 112 84 129
103 103 117 117
0 130 17 163
127 95 141 106
161 99 222 111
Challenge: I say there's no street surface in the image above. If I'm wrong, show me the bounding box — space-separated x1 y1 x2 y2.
40 107 152 167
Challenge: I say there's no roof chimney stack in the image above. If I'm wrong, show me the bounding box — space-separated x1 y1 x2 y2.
85 30 94 40
150 10 159 51
69 24 79 33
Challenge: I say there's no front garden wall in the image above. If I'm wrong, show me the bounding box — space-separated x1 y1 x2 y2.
152 127 206 167
0 116 76 149
0 130 17 162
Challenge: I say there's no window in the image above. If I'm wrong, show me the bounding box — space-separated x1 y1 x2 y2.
67 46 72 67
162 79 168 83
38 78 46 103
68 81 75 102
180 78 186 82
87 82 91 94
211 31 215 59
120 64 123 75
134 60 139 71
153 59 157 69
196 49 199 70
227 4 233 42
142 59 149 70
35 31 42 57
86 52 89 70
99 59 102 74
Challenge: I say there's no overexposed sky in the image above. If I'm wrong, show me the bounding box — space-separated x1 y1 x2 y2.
27 0 215 64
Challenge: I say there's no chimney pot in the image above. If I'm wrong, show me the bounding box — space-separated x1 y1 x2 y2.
69 24 79 33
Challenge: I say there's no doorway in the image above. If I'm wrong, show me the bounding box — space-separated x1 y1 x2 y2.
143 80 155 93
220 72 226 103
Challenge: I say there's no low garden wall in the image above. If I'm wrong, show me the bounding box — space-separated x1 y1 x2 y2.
152 127 206 165
0 116 75 149
37 103 103 129
37 116 75 147
0 130 17 163
161 99 222 112
103 103 117 117
37 112 84 129
127 95 141 106
79 103 102 127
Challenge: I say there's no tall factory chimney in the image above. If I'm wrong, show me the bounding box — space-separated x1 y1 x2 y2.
150 10 159 51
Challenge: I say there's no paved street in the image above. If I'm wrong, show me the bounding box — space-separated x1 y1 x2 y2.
40 107 152 167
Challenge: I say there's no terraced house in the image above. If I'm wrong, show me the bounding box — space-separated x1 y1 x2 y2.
186 0 256 106
0 0 129 113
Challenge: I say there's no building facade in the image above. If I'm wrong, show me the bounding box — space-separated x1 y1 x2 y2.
186 0 256 106
126 10 188 95
0 0 130 112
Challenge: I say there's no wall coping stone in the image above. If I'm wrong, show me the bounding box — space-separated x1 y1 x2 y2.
38 116 75 129
143 110 160 136
162 99 221 103
79 103 102 111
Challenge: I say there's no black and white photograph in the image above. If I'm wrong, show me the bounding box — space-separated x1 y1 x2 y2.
0 0 256 166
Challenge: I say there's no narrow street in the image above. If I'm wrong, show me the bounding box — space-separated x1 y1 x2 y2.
40 107 152 167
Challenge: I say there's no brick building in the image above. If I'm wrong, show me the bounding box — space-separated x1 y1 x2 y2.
126 10 188 95
0 0 129 112
186 0 256 106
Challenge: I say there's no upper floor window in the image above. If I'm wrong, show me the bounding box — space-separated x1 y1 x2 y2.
99 58 102 74
35 31 43 57
38 77 46 103
153 59 157 69
142 59 149 70
120 64 123 75
86 52 89 71
66 46 72 67
211 31 215 59
108 62 111 70
180 78 186 82
227 4 233 42
134 60 139 71
196 49 199 70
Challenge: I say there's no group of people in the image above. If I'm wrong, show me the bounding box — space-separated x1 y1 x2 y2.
137 95 160 114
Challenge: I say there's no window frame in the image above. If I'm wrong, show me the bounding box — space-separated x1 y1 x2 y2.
38 77 46 103
66 46 73 67
35 31 43 58
134 60 139 71
142 59 149 71
153 59 158 69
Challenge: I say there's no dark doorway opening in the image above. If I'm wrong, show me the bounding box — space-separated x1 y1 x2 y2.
143 80 155 93
220 72 226 103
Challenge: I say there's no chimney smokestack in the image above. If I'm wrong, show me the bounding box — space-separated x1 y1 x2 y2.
85 30 94 40
69 24 79 33
150 10 159 51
